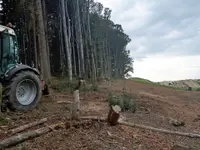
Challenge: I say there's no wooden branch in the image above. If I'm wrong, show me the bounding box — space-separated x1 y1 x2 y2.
71 90 80 119
79 116 106 122
9 118 48 135
56 100 72 104
0 122 64 149
119 120 200 138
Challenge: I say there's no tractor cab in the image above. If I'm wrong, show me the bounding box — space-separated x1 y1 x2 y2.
0 24 19 74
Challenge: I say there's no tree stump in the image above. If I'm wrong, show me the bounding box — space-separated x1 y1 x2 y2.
71 90 80 119
107 105 121 126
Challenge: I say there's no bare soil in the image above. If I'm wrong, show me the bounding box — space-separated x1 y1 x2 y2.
1 79 200 150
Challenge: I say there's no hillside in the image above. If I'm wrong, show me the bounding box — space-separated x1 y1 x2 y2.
1 79 200 150
158 79 200 90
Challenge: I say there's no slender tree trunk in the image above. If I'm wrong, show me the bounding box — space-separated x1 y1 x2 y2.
81 4 90 78
65 1 72 56
61 0 72 81
76 0 85 77
71 24 77 76
32 16 38 69
59 13 66 75
87 0 96 80
74 9 81 77
42 0 51 78
35 0 51 81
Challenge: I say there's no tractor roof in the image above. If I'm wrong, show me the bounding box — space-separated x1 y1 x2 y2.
0 25 16 36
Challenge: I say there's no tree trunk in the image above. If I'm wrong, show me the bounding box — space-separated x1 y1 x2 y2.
87 0 96 80
71 90 80 119
35 0 51 81
71 24 77 76
107 105 121 126
65 1 72 56
9 118 47 135
76 0 85 77
0 123 63 149
33 15 38 69
42 0 51 79
61 0 72 81
59 14 66 75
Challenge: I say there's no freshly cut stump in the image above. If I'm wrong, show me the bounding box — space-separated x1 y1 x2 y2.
107 105 121 126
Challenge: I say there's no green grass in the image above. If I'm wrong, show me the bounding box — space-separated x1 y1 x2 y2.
130 77 154 84
129 77 185 90
108 92 136 113
50 77 99 93
0 115 9 125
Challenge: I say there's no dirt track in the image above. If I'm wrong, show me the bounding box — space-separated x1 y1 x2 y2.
1 79 200 150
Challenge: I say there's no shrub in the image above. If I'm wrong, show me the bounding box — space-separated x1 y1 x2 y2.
196 88 200 91
108 92 136 113
79 83 99 92
0 115 9 125
50 78 99 93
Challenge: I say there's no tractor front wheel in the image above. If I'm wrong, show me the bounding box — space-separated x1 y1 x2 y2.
2 71 42 111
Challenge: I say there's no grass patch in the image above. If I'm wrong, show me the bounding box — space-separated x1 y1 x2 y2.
130 77 154 84
50 77 99 93
107 92 136 113
80 83 99 92
50 78 75 93
129 77 185 90
195 87 200 91
0 115 9 125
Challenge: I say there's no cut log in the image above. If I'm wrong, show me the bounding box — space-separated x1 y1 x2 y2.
79 116 106 122
56 101 72 104
119 120 200 138
71 90 80 119
0 122 64 149
107 105 121 126
9 118 48 135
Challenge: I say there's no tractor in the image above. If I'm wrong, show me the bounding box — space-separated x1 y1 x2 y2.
0 24 49 112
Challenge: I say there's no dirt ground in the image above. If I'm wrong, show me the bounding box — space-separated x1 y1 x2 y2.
1 79 200 150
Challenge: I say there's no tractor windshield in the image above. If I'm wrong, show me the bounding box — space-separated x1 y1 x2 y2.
1 33 19 73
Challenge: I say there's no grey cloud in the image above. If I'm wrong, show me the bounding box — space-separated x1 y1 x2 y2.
119 0 200 59
97 0 200 60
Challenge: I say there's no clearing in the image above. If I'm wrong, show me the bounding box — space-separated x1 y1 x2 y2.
1 79 200 150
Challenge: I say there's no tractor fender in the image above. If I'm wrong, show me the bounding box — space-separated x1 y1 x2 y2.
3 64 40 81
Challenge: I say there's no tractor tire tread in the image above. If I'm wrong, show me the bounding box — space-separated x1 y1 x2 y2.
2 71 42 111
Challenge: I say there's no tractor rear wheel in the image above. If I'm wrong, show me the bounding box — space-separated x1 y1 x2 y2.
2 71 42 111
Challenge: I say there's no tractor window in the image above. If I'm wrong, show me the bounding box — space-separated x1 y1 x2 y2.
1 33 19 72
2 34 19 62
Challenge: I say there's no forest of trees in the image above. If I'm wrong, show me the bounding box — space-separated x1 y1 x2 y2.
1 0 133 82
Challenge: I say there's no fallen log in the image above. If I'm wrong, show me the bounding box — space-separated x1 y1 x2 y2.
119 120 200 138
79 105 200 139
56 101 72 104
9 118 48 135
0 122 64 149
79 116 106 122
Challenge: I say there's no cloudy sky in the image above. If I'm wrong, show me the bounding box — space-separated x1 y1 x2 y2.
95 0 200 82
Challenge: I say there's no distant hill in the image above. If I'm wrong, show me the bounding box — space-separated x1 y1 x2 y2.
158 79 200 90
130 77 200 91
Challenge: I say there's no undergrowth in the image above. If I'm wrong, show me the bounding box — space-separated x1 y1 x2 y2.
50 77 99 93
107 92 136 113
0 114 9 125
